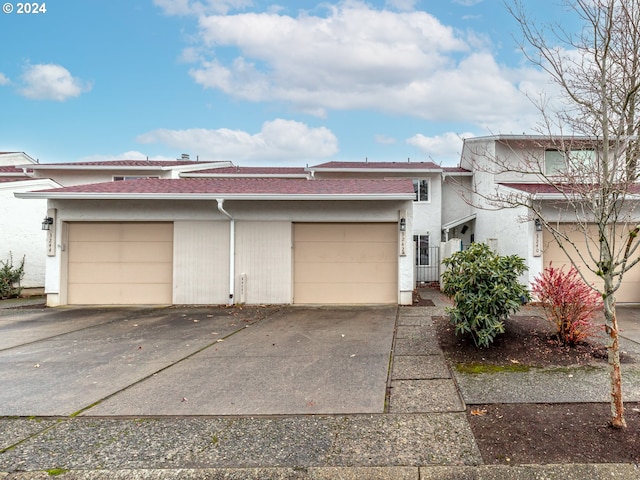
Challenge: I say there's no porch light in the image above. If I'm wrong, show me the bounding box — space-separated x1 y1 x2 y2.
534 219 543 232
399 218 406 231
41 216 54 231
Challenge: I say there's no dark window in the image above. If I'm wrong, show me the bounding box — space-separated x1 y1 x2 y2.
412 179 429 202
413 234 430 265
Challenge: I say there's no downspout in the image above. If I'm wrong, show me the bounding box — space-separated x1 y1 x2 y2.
217 198 235 306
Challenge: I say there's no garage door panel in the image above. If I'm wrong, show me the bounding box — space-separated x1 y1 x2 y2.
67 222 173 305
69 241 172 263
294 282 396 304
69 262 173 284
295 261 397 284
68 283 172 305
294 223 396 242
293 223 397 304
295 242 397 263
543 224 640 302
120 223 173 241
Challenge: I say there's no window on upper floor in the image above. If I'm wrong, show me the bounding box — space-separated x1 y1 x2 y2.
113 175 159 181
545 149 596 176
413 179 430 202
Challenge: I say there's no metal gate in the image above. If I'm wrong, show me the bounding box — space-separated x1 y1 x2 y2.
415 246 440 284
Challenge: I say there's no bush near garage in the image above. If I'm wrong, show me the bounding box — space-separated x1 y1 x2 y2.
0 253 25 299
532 264 603 345
441 243 529 348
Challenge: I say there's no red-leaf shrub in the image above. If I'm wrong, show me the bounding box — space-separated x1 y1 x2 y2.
532 265 603 345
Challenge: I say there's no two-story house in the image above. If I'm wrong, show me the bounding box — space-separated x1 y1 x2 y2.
459 134 640 303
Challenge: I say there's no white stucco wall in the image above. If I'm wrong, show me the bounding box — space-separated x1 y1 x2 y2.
45 198 415 305
1 180 58 287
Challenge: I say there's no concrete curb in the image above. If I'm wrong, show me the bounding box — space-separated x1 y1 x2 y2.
2 464 640 479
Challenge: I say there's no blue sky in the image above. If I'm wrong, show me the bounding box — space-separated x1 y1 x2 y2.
0 0 575 166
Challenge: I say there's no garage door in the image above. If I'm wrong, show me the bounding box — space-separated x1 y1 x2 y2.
293 223 397 304
544 224 640 302
67 222 173 304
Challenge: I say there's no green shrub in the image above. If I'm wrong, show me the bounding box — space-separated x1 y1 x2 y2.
0 253 25 299
441 243 529 348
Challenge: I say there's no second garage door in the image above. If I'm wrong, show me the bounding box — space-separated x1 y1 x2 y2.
67 222 173 305
543 224 640 303
293 223 398 304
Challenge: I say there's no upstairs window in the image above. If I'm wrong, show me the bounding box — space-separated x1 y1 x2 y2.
545 149 596 175
413 179 430 202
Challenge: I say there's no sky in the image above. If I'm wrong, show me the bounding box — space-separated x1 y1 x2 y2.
0 0 578 167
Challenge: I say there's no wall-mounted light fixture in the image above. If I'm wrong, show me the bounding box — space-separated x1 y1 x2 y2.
461 225 468 234
399 217 406 231
534 218 543 232
41 216 54 231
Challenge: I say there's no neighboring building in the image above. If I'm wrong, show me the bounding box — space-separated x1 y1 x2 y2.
459 135 640 303
0 153 59 287
24 158 232 186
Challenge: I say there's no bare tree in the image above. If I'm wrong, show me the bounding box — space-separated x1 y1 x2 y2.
465 0 640 428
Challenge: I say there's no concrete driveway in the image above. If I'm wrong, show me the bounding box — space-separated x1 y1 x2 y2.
0 304 397 417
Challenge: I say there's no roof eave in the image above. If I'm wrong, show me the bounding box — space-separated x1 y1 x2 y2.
15 192 416 201
180 173 310 179
308 167 442 174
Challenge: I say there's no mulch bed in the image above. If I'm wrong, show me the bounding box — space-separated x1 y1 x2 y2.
434 311 640 464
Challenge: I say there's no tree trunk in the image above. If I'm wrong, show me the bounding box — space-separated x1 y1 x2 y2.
603 285 626 428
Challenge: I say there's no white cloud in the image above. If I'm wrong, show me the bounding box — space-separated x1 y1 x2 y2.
136 119 338 164
180 2 542 130
374 134 397 145
0 73 9 86
406 131 475 165
77 151 175 162
18 64 92 101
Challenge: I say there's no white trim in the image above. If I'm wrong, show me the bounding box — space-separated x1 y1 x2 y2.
308 167 442 174
2 179 61 191
442 213 476 231
17 161 232 172
15 192 416 201
181 173 310 179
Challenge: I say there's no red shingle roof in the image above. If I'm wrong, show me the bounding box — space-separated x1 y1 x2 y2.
0 166 29 174
32 160 210 168
0 176 30 183
500 183 640 195
31 177 415 197
310 161 441 170
186 166 307 175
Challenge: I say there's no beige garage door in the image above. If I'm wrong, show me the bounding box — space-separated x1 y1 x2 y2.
293 223 398 304
67 222 173 305
544 224 640 303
